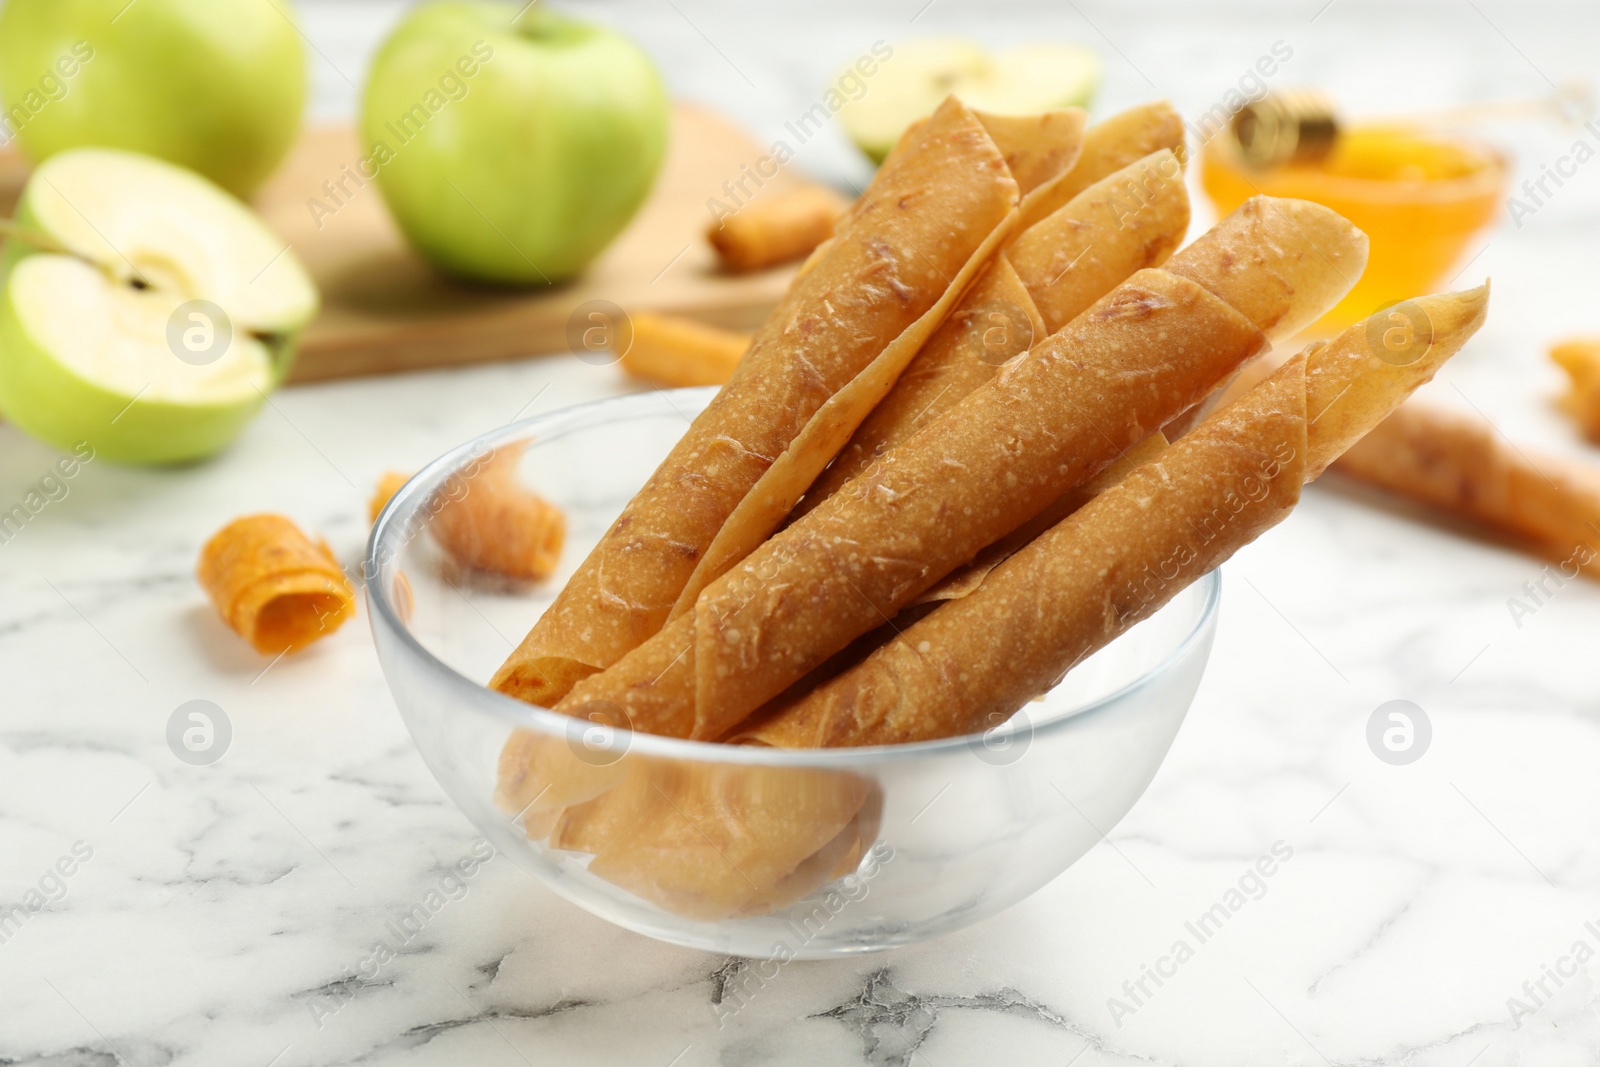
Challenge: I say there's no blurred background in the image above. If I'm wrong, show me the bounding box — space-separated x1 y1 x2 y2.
294 0 1596 189
277 0 1598 444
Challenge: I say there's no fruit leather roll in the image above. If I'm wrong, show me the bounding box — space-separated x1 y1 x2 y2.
725 106 1189 558
491 97 1082 708
547 197 1367 749
813 101 1193 496
792 178 1356 554
542 754 878 921
429 446 566 582
787 147 1192 525
198 514 355 654
1019 100 1188 228
670 252 1050 615
740 286 1489 747
1333 400 1600 578
707 184 850 273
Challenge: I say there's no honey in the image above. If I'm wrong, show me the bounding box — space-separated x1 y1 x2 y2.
1201 123 1507 334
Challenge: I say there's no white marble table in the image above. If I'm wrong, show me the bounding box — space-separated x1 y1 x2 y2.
4 1 1600 1063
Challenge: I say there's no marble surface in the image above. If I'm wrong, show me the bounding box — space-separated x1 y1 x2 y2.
4 0 1600 1063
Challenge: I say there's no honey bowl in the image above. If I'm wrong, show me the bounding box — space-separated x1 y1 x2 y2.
1201 123 1508 333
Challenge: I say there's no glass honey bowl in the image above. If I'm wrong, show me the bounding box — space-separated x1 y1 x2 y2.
1201 122 1508 333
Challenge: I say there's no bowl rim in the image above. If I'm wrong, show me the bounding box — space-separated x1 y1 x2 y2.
366 387 1222 768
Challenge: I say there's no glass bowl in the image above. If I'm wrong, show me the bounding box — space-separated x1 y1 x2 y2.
366 387 1221 958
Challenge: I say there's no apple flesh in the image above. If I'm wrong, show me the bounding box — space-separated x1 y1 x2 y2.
0 0 307 198
0 149 318 464
840 38 1102 164
361 2 670 285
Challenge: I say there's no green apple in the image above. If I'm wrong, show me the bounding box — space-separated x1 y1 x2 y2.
361 1 669 285
839 38 1101 164
0 149 318 464
0 0 307 198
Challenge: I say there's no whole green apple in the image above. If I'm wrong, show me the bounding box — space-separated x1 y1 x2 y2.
0 149 318 464
0 0 307 198
360 2 669 285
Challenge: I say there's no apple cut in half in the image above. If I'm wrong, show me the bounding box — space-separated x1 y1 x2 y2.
839 38 1102 164
0 148 318 464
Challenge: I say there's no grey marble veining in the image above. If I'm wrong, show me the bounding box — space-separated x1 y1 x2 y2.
3 0 1600 1063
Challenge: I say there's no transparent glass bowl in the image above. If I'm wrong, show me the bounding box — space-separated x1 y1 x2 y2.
367 387 1220 958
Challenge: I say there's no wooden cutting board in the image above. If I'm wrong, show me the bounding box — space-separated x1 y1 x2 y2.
0 104 803 383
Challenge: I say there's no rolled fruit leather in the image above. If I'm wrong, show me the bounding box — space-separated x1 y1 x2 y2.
741 285 1489 748
566 287 1487 921
790 101 1194 520
490 97 1086 709
544 195 1368 757
782 144 1193 532
676 144 1195 613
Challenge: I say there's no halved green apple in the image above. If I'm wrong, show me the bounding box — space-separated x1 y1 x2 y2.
0 148 317 464
839 38 1101 164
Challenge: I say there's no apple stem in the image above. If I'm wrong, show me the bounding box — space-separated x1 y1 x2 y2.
0 217 71 256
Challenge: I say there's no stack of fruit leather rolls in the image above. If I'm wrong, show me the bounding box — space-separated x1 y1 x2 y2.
789 102 1190 520
492 102 1187 817
677 137 1195 612
487 190 1369 914
491 97 1087 709
544 195 1366 750
741 285 1489 747
564 284 1488 920
494 190 1358 828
